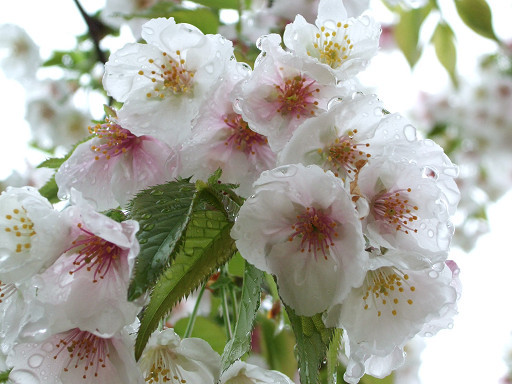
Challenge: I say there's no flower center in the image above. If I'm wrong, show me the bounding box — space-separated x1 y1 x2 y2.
53 329 111 380
140 346 188 384
289 207 338 260
318 129 370 177
372 188 419 234
275 74 320 119
89 122 138 161
223 113 269 155
308 22 353 69
2 206 36 254
362 268 415 318
140 51 195 99
66 224 121 283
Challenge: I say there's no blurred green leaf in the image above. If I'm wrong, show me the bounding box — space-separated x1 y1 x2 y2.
38 175 60 204
455 0 499 41
191 0 239 9
0 369 12 383
432 22 458 86
394 4 432 67
174 316 227 354
221 261 264 371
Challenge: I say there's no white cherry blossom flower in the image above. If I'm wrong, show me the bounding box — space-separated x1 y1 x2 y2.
231 164 366 316
21 192 141 339
0 24 40 82
237 33 346 152
357 156 455 267
138 328 220 384
278 93 385 179
55 117 176 210
283 0 380 81
103 17 234 146
7 327 143 384
220 360 294 384
325 262 457 383
180 61 275 197
0 187 69 284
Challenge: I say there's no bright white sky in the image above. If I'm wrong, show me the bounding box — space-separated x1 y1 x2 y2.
1 1 512 383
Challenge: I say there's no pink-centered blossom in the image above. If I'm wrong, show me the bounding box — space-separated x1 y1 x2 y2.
283 0 380 81
180 60 276 197
55 117 176 211
231 164 366 316
237 33 346 152
103 17 234 146
22 192 141 339
7 327 143 384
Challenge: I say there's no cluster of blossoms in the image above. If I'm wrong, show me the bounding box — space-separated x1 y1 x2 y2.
0 0 461 382
413 48 512 251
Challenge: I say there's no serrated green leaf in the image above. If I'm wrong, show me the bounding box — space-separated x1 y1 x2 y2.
285 306 335 384
174 315 227 354
432 22 458 87
127 181 198 300
221 261 264 371
455 0 499 41
327 329 342 384
38 175 60 204
394 4 432 67
134 208 237 360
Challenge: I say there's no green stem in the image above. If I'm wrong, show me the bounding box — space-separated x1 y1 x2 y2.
222 284 233 339
183 283 207 338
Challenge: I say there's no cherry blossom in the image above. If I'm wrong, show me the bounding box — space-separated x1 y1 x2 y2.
0 187 69 284
103 17 234 146
55 116 176 210
138 328 220 384
220 361 294 384
0 24 40 82
231 164 366 316
283 0 380 81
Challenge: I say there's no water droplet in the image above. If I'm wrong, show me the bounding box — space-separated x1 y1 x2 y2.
204 64 214 74
424 331 433 337
142 223 155 231
9 369 41 384
141 213 152 220
139 238 148 245
271 165 298 178
323 20 337 30
255 35 265 50
41 342 54 352
427 229 434 238
420 223 427 230
422 166 439 180
28 354 44 368
403 124 416 141
233 98 243 114
149 189 164 196
428 270 439 279
327 97 342 109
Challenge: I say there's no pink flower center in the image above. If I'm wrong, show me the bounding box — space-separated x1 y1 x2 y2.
53 328 111 379
223 113 269 155
275 75 320 119
66 224 121 283
362 268 415 318
139 51 195 99
372 188 419 234
320 130 370 177
89 122 138 161
289 207 338 260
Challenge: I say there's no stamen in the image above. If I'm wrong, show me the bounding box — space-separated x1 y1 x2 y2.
0 281 16 303
140 346 188 384
307 21 353 69
223 113 269 155
274 74 320 118
53 329 110 379
372 188 419 234
66 224 121 283
140 51 195 99
288 207 338 260
3 206 36 253
88 121 138 161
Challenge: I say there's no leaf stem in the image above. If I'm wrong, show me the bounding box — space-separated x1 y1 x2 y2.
184 283 207 338
222 283 233 339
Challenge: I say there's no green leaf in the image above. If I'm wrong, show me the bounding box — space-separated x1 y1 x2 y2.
327 329 343 384
174 316 227 354
0 368 11 383
455 0 499 41
221 261 264 371
190 0 240 9
134 208 237 360
394 4 432 67
38 175 60 204
127 180 199 300
432 22 458 87
168 8 219 34
285 306 335 384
